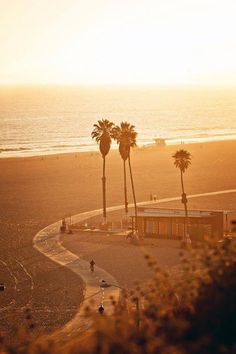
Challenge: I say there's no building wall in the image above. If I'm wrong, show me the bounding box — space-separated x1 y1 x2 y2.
224 211 236 232
135 213 223 241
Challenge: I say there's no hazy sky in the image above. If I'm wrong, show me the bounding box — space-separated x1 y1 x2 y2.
1 0 236 85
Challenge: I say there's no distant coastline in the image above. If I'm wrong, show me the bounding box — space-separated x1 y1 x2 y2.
1 134 236 159
1 85 236 158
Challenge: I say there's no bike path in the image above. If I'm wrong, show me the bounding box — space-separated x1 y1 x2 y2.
33 188 236 337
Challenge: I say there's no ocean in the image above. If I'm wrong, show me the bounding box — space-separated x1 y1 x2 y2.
0 85 236 158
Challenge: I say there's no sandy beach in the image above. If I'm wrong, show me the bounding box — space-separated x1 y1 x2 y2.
1 140 236 339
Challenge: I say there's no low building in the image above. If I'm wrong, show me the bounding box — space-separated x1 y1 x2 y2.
130 207 236 242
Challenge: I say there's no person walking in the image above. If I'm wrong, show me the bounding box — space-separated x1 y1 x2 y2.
98 304 104 314
90 259 95 272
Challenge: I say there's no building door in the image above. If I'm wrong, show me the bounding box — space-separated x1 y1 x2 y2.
159 221 169 238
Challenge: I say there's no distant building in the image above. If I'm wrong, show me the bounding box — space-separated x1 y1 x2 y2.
154 138 166 146
130 207 236 242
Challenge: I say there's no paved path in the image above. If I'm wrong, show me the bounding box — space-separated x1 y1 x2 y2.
33 219 120 338
33 188 236 337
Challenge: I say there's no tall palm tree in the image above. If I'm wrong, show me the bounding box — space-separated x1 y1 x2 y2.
91 119 114 224
172 149 192 240
113 122 138 230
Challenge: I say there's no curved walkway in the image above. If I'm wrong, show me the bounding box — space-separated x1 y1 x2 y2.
33 188 236 337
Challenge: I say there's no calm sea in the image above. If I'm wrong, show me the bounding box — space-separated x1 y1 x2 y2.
0 86 236 158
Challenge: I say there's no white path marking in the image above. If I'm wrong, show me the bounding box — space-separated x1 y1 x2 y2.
0 259 18 312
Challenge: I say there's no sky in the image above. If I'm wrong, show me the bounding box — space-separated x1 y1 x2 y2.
1 0 236 85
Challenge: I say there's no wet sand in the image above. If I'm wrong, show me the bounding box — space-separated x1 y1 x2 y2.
0 140 236 339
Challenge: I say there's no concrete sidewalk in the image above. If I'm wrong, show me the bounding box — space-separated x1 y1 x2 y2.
34 219 119 338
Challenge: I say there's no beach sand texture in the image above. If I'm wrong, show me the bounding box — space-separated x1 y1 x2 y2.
0 140 236 339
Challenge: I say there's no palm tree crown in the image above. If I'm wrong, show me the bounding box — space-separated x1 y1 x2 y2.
112 121 137 160
91 119 114 157
172 149 191 173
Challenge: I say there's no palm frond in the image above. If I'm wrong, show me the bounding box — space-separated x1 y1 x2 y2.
172 149 192 173
113 121 137 160
91 119 114 157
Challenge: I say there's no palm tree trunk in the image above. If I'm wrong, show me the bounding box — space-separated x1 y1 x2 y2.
128 155 137 231
102 156 107 224
180 171 188 239
123 160 128 215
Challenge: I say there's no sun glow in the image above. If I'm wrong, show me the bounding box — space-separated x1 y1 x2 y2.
1 0 236 85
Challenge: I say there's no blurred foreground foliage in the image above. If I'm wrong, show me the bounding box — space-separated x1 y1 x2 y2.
1 239 236 354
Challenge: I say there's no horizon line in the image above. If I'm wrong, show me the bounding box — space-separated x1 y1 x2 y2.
1 83 236 89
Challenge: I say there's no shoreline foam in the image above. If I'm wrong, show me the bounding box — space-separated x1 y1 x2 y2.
1 134 236 159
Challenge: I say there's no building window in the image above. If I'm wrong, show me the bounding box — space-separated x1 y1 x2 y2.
159 221 168 238
172 223 183 239
146 220 158 235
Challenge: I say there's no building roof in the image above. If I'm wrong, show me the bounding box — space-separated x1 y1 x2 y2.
129 208 217 219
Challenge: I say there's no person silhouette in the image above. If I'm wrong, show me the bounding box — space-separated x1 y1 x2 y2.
90 259 95 272
98 304 104 314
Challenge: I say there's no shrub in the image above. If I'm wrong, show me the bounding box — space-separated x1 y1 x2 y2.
2 240 236 354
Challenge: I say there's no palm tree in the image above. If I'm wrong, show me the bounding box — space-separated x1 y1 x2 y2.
172 149 192 240
113 122 138 231
91 119 114 224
